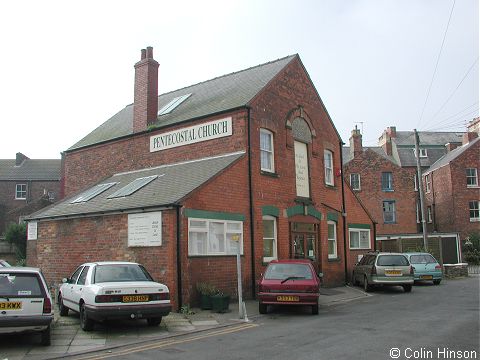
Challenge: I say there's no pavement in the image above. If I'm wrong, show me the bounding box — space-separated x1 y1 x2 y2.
0 285 370 360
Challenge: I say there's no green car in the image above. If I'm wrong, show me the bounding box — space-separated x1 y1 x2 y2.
403 252 442 285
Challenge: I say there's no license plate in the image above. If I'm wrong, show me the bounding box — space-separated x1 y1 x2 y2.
385 270 402 276
0 302 22 310
420 275 433 280
276 295 299 302
122 295 149 303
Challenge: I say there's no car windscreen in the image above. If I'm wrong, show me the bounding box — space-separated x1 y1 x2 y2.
377 255 409 266
93 264 154 283
409 254 437 264
264 263 313 280
0 273 43 297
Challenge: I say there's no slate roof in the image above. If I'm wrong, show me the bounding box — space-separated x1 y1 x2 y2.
26 152 245 220
394 131 464 146
69 55 297 151
425 137 479 174
0 159 61 181
342 147 398 166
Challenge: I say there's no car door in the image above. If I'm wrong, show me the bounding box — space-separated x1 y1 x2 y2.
69 266 90 312
62 266 83 311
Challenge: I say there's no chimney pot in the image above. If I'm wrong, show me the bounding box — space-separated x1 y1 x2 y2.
141 48 146 60
146 46 153 59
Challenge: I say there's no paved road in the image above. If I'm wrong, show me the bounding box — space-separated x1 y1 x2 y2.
73 277 479 360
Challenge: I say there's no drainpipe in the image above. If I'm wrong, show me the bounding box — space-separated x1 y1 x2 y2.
175 205 183 310
247 106 256 299
373 222 377 251
339 141 348 285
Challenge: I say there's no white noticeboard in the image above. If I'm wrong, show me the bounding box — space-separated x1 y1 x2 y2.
128 212 162 247
294 141 310 198
27 222 38 240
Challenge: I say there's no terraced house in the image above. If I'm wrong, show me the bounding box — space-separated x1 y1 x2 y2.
343 122 478 264
26 48 374 308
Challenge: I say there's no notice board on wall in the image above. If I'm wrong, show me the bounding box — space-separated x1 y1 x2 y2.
128 212 162 247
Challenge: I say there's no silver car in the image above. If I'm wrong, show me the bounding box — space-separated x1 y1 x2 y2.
352 252 414 293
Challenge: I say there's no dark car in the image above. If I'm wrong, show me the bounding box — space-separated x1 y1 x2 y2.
352 252 414 293
258 259 321 315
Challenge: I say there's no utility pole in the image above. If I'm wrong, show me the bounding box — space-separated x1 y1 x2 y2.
414 129 428 250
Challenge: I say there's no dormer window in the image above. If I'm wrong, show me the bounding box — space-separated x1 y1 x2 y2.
413 148 428 158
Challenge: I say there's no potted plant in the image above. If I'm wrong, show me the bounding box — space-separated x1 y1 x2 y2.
210 291 230 313
196 282 217 310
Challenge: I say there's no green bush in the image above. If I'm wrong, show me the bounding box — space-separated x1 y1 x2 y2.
462 231 480 265
4 222 27 263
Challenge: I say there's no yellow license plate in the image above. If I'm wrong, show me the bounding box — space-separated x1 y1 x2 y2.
122 295 149 303
0 302 22 310
276 295 299 302
385 270 402 276
420 275 433 280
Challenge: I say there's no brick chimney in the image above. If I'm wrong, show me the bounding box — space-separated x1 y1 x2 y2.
133 47 159 133
349 126 363 158
15 152 29 166
445 142 460 152
378 126 394 156
463 117 480 145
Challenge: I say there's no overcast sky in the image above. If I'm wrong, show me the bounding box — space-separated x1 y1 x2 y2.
0 0 478 159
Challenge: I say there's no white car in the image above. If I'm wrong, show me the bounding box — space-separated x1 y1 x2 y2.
0 267 54 345
58 261 171 331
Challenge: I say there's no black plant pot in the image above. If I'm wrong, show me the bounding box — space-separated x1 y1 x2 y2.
200 294 212 310
211 295 230 313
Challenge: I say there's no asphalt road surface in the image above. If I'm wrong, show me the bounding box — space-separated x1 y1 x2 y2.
70 277 480 360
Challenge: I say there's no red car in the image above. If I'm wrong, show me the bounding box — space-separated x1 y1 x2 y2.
258 259 321 315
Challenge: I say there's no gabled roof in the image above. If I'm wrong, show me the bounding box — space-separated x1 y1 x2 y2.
342 146 398 166
425 137 479 174
0 159 61 181
27 152 245 220
69 55 297 151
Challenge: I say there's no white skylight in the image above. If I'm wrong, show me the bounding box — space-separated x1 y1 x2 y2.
157 93 192 116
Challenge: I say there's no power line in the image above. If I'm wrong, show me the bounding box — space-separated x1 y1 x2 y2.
417 0 456 129
423 102 479 130
422 57 479 129
424 107 479 131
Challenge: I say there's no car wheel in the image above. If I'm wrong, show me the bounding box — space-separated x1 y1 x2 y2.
363 276 372 292
259 303 267 314
433 279 441 285
311 304 319 315
58 294 69 316
40 325 51 346
351 272 358 286
403 284 412 293
80 302 94 331
147 317 162 326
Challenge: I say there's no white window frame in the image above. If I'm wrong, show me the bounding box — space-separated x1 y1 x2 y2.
427 207 433 223
469 201 480 222
260 129 274 173
413 148 428 158
350 173 361 191
382 200 396 224
324 150 334 186
349 228 371 250
381 172 393 191
327 221 337 259
414 174 418 191
15 183 27 200
188 218 243 256
262 215 277 263
466 168 478 188
425 174 431 193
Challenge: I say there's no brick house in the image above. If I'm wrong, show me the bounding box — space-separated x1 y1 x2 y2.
343 126 465 262
0 152 61 235
26 48 374 308
423 118 480 243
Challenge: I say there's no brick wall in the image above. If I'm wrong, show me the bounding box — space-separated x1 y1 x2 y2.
343 149 418 235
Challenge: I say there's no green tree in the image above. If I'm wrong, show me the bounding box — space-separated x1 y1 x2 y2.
5 222 27 264
462 231 480 265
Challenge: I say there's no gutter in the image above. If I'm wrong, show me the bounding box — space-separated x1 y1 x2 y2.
247 106 256 299
339 140 348 285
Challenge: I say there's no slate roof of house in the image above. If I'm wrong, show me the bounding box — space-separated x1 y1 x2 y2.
0 159 61 181
69 55 298 151
26 152 245 220
342 147 398 166
424 137 479 174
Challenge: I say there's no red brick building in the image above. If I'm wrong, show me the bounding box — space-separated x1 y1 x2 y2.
343 125 466 262
423 118 480 243
26 48 374 308
0 152 60 235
